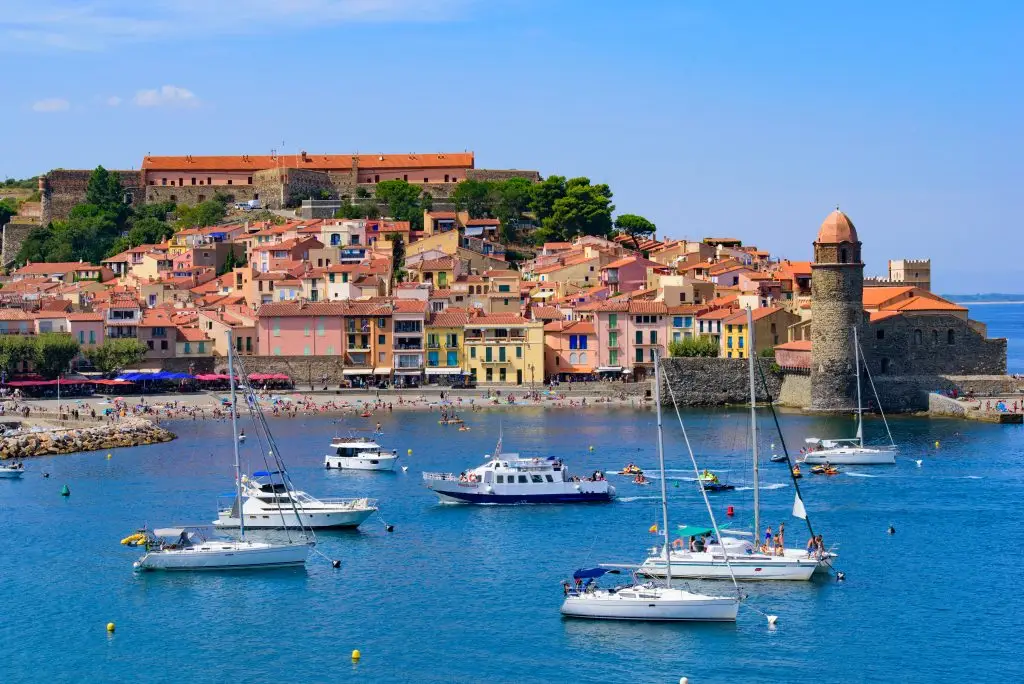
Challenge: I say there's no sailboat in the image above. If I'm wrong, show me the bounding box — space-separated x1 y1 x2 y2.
802 327 897 465
559 354 740 621
132 331 312 571
639 307 823 581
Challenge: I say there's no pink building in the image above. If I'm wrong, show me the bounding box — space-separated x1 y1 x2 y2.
593 300 668 380
251 237 322 273
256 301 349 357
67 313 104 348
543 320 596 381
600 256 661 294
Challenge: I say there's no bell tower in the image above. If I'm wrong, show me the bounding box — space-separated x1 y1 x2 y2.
810 208 864 411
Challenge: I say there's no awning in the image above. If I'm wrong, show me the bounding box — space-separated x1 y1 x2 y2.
531 291 555 299
572 567 612 580
395 369 423 375
343 369 373 376
373 368 391 375
425 368 464 375
596 366 622 372
676 525 714 537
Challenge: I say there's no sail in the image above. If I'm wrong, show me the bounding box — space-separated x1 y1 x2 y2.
792 493 808 520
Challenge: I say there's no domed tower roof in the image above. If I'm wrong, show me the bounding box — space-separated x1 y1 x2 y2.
817 208 858 244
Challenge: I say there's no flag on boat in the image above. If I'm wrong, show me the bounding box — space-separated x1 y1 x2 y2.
792 493 807 520
648 523 658 533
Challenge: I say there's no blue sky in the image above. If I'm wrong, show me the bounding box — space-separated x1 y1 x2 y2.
4 1 1022 292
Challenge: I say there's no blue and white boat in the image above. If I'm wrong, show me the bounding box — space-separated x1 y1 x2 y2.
422 437 615 505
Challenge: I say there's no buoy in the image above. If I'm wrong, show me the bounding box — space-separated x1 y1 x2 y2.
915 459 923 467
836 571 846 581
106 453 112 460
351 649 361 661
888 525 896 535
43 473 50 478
680 678 689 684
726 505 735 517
588 445 594 452
407 448 413 456
935 441 940 449
106 622 115 633
332 560 341 569
767 615 778 627
385 524 394 533
60 484 70 497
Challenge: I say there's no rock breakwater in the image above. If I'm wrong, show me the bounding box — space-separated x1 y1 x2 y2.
0 420 176 459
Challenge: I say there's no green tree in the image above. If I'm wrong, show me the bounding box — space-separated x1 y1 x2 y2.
544 177 614 241
386 232 406 285
85 166 126 213
614 214 656 251
529 175 567 224
375 180 425 228
0 335 37 378
450 179 495 218
219 248 237 275
175 199 227 229
0 198 17 227
34 333 81 378
84 338 148 376
668 335 719 358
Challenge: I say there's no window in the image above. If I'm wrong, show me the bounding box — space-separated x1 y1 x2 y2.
424 177 429 183
486 368 493 382
273 319 281 337
650 330 657 344
378 335 385 345
608 314 617 327
304 323 310 337
570 352 578 364
635 348 643 362
609 350 618 365
728 351 733 358
317 319 325 336
485 347 493 362
146 340 154 350
247 176 253 185
499 368 507 382
839 248 848 263
580 352 587 364
569 335 578 350
445 174 450 183
738 335 744 349
89 331 95 344
673 317 683 328
207 177 212 185
227 179 232 185
446 350 458 366
496 475 504 484
78 331 84 344
881 358 890 374
727 325 733 334
876 329 884 340
727 337 733 349
184 342 191 354
546 474 554 483
635 331 642 345
375 175 380 183
160 340 168 350
609 332 618 348
304 346 311 356
470 347 476 359
947 329 955 345
428 351 439 366
518 475 528 484
650 349 656 362
516 346 522 359
378 318 386 329
199 342 206 353
914 329 922 345
191 177 196 185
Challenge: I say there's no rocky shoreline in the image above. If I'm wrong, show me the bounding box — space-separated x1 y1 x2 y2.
0 419 176 460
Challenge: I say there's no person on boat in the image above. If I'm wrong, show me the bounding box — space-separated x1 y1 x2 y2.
562 581 571 596
375 422 382 433
764 525 773 551
688 536 697 552
806 535 816 557
778 522 785 550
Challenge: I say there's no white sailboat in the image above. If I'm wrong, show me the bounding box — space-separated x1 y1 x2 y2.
639 307 823 581
560 354 740 622
803 327 896 465
133 331 312 571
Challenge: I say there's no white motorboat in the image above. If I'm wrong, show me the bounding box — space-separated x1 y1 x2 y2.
561 573 738 622
640 307 832 581
559 355 740 622
133 527 309 571
325 436 399 471
802 327 897 465
131 331 313 572
214 470 376 529
424 440 615 504
0 461 25 478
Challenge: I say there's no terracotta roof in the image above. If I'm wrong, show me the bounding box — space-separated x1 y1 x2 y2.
66 312 103 321
411 256 457 271
143 152 474 172
884 296 966 313
251 237 322 252
543 320 595 334
542 242 574 250
603 256 659 270
429 308 471 327
14 262 102 276
869 311 901 322
627 300 668 314
468 313 531 325
483 269 519 278
862 286 917 308
393 299 428 314
427 211 457 219
530 306 563 321
0 310 33 320
39 299 73 312
466 218 500 226
667 304 706 315
699 308 737 320
176 327 210 342
817 209 858 244
775 340 812 351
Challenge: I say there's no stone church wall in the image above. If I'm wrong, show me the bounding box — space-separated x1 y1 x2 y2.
660 357 783 405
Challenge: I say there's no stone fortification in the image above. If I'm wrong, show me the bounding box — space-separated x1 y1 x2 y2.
864 314 1005 376
1 218 39 266
659 357 783 406
0 419 175 460
467 169 542 183
41 170 142 224
144 185 258 206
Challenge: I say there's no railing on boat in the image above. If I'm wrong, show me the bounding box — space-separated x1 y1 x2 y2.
422 472 457 481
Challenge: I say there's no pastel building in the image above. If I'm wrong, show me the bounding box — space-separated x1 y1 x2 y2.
593 300 669 379
425 308 470 383
543 320 596 381
463 313 544 385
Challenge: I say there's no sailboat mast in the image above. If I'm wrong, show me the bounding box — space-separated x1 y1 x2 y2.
653 353 672 589
227 331 244 541
854 326 864 448
746 307 760 548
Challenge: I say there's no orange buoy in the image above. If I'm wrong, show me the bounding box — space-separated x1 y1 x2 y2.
726 505 735 516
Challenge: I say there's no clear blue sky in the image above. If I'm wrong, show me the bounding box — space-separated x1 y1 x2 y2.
4 1 1022 292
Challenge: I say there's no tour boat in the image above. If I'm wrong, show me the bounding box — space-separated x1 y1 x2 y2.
637 308 832 582
423 439 615 505
133 527 309 571
0 462 25 478
802 327 896 465
559 354 740 622
325 436 399 471
214 471 377 529
132 331 312 572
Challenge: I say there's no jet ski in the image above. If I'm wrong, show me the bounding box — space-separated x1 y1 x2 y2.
810 464 840 476
702 481 736 492
770 453 788 463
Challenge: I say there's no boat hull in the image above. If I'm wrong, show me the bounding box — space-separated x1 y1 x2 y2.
802 448 895 465
136 542 309 571
0 469 25 479
560 592 738 621
428 481 614 505
214 507 374 529
325 455 398 471
638 556 818 581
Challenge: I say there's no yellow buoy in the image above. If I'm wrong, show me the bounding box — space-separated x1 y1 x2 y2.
407 449 413 456
106 622 116 633
588 445 594 452
935 441 940 449
106 453 112 459
351 649 361 661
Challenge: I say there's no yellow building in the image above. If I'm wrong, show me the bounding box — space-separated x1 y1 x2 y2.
721 307 800 359
463 313 544 385
425 308 471 383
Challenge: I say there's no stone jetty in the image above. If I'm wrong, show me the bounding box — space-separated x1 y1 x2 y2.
0 419 176 460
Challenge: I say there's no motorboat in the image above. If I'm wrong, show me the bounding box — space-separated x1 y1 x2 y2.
560 568 738 622
129 330 313 572
214 471 377 529
699 470 734 492
0 461 25 478
810 464 840 476
619 464 643 475
560 355 740 622
801 327 897 465
132 527 309 571
424 438 615 504
325 436 399 471
791 465 803 479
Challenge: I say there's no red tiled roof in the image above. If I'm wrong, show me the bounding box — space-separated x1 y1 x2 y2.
468 313 531 325
429 307 471 327
627 300 668 314
699 308 737 320
66 312 103 322
862 286 917 308
775 340 812 351
530 306 562 321
143 152 474 172
176 327 209 342
393 299 428 314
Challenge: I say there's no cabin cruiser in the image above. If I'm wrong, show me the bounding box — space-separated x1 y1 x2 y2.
423 447 615 504
560 568 738 622
325 436 399 471
214 471 377 529
801 438 895 466
131 526 310 571
0 461 25 478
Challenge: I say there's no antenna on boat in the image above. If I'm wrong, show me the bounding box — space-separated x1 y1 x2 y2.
227 330 244 542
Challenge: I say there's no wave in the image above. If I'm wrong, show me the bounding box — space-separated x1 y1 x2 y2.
963 475 983 480
733 483 788 491
845 472 880 478
618 495 663 503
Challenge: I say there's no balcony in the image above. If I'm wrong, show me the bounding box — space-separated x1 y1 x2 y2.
481 358 512 365
394 343 423 351
394 323 422 334
426 341 441 349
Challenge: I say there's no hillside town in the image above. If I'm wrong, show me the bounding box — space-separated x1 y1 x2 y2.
0 152 1003 397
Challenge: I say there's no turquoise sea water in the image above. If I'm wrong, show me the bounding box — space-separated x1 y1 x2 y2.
1 305 1022 684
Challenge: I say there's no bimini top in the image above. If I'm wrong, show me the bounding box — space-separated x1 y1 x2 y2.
572 567 612 580
676 525 714 537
